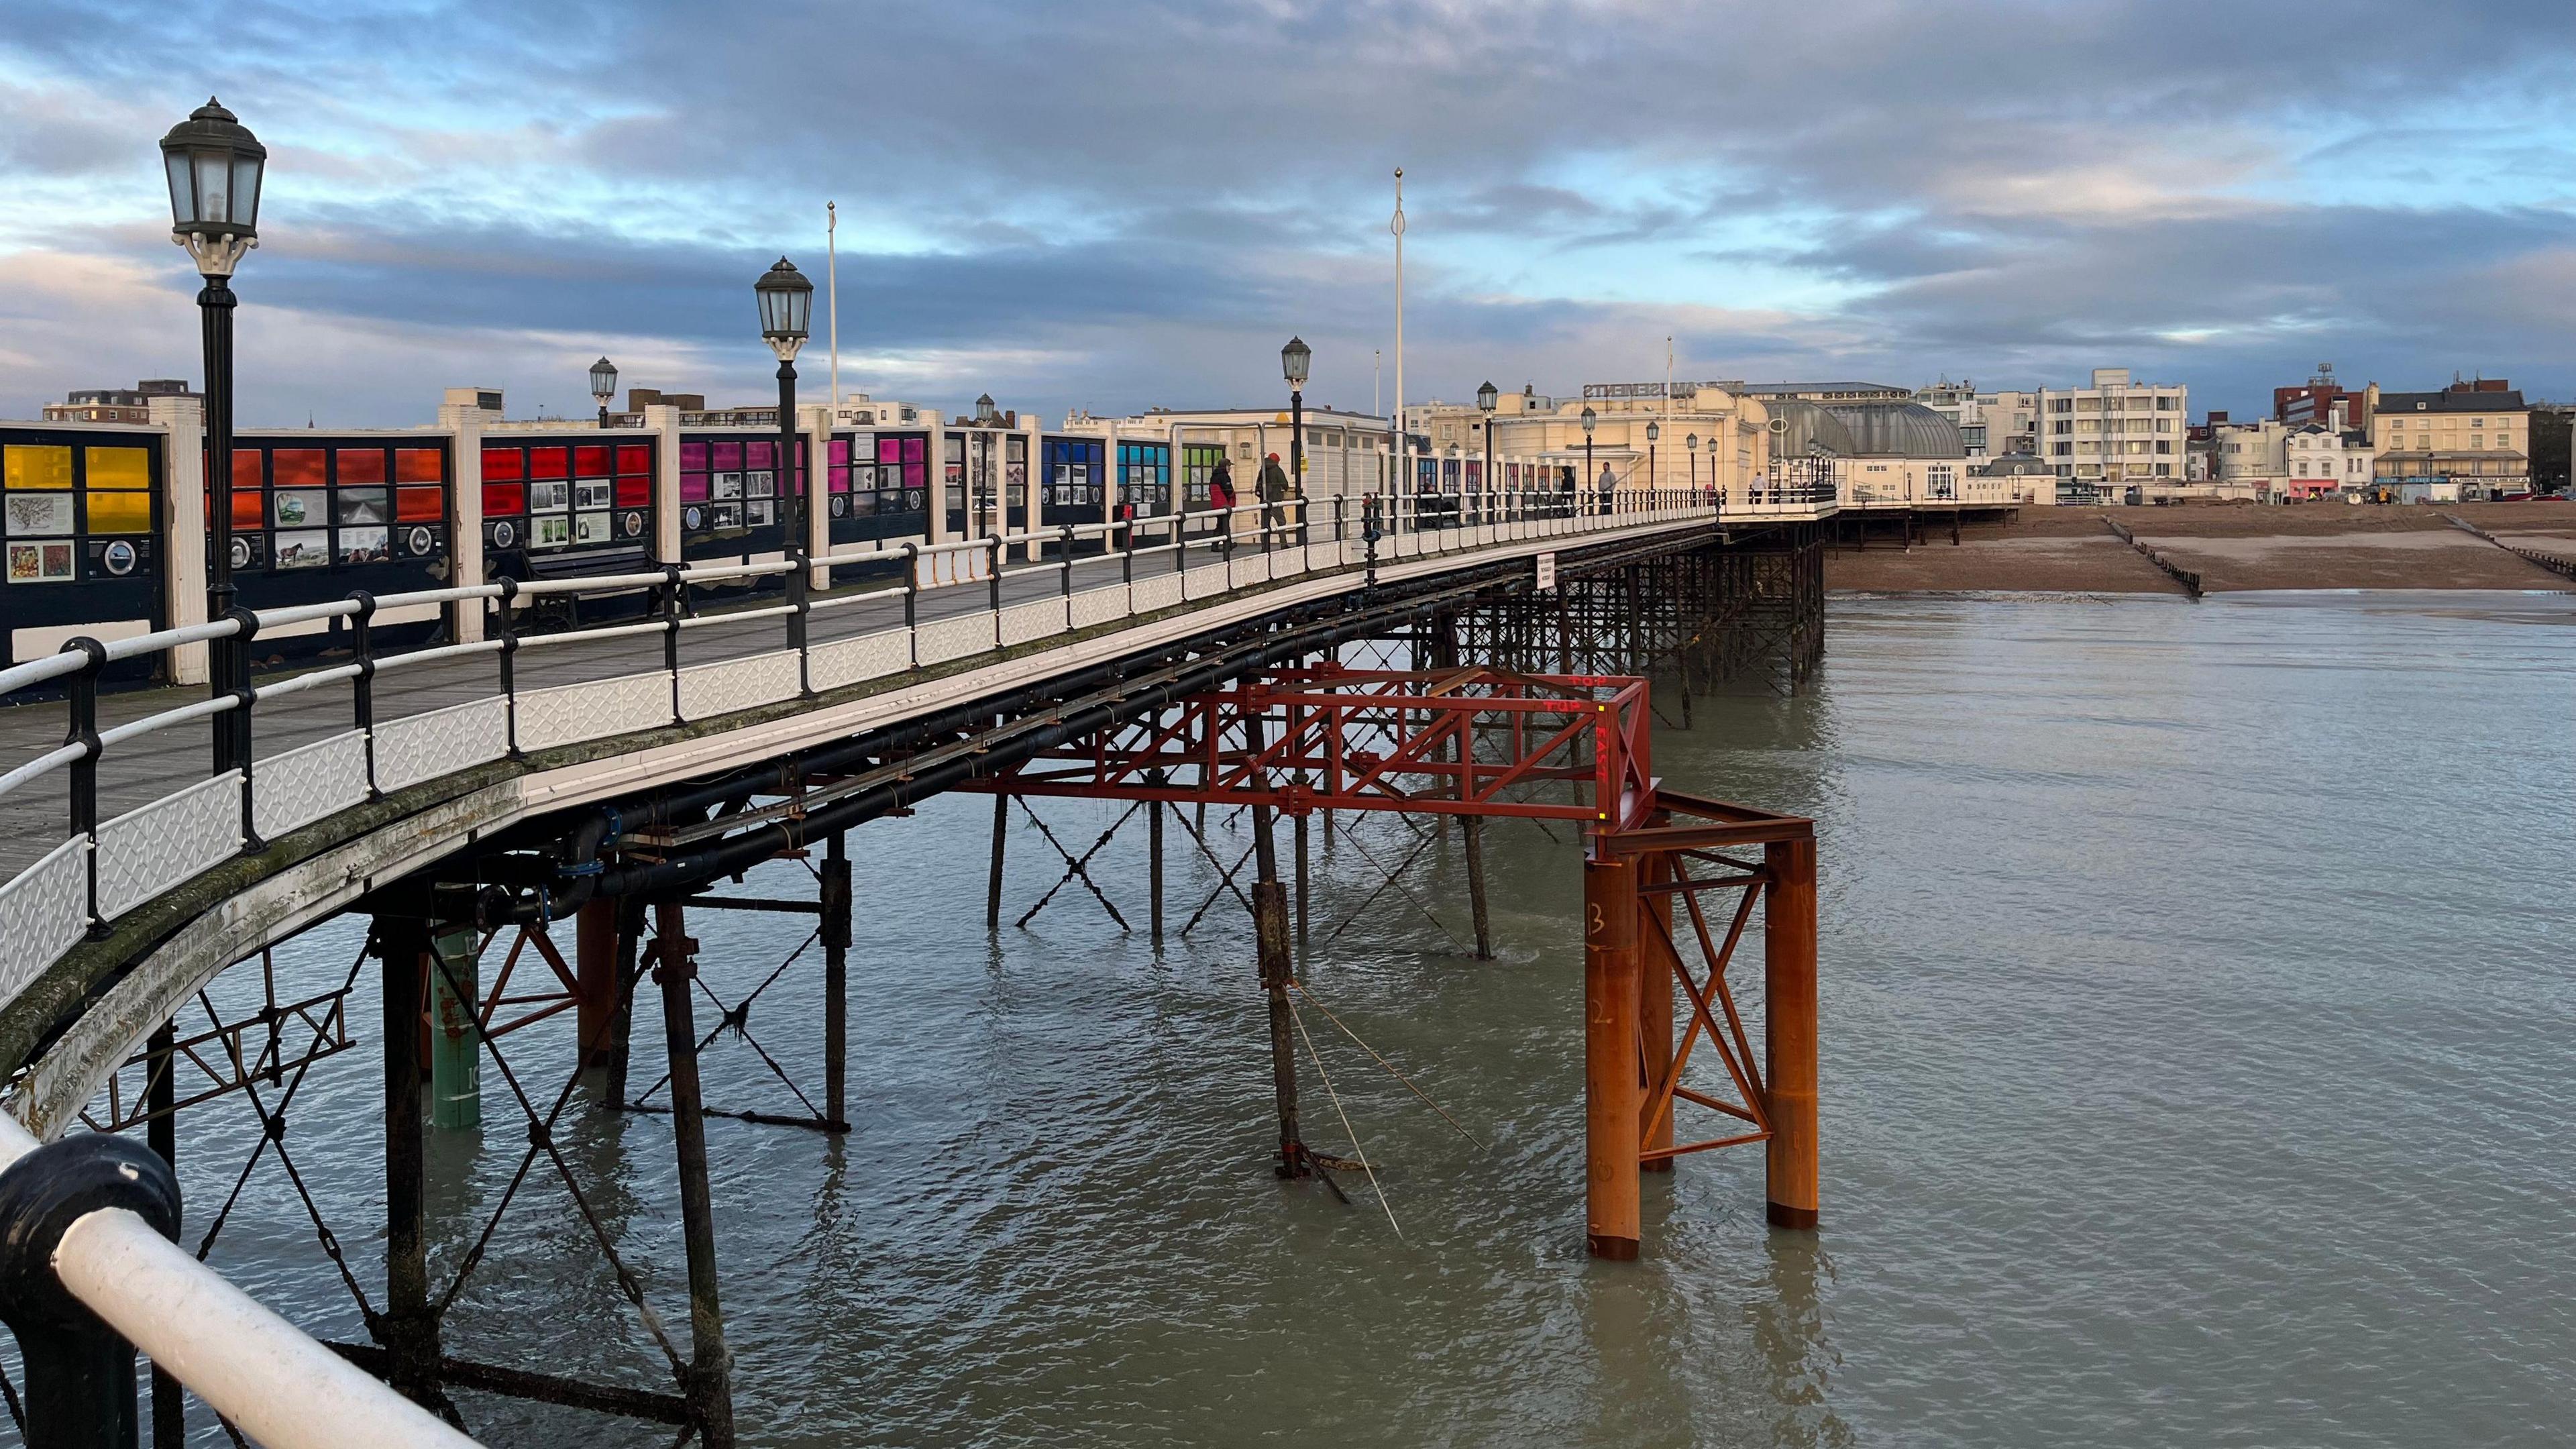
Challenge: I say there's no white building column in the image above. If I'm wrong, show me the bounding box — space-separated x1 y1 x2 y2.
647 404 683 564
150 394 209 685
801 403 833 588
435 392 490 643
928 416 951 548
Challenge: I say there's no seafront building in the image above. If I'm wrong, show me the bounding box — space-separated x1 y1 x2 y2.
1407 381 1772 499
2035 368 2189 495
2363 380 2529 500
1913 379 2039 460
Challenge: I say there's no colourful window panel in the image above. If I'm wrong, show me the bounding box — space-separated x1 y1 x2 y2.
527 447 568 480
231 450 264 490
747 441 774 469
4 445 73 490
830 439 851 468
396 486 443 522
396 448 442 483
681 443 708 471
274 449 327 488
86 490 151 535
614 477 650 508
483 482 525 516
712 442 743 471
337 448 388 485
481 447 524 482
680 474 710 502
87 447 151 490
229 491 262 527
574 444 612 476
617 445 652 475
877 438 900 465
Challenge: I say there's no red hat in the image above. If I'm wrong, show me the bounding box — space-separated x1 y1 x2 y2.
1267 451 1280 461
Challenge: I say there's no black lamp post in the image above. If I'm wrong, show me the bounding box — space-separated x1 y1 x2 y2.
1281 336 1309 539
971 393 999 536
1581 405 1597 514
1686 431 1700 490
1477 380 1497 515
162 97 264 780
1645 419 1660 498
590 356 618 427
755 257 813 547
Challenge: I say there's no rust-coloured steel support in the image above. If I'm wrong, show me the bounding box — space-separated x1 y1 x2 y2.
604 899 643 1110
576 897 618 1069
1638 848 1676 1171
1582 851 1642 1259
1764 837 1819 1230
653 903 737 1448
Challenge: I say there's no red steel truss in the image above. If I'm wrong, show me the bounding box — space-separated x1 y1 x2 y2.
970 665 1658 831
957 667 1817 1258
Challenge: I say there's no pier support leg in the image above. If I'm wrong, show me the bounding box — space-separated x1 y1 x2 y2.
653 902 737 1448
986 792 1008 930
603 898 642 1110
1582 851 1641 1259
576 898 617 1069
376 919 448 1415
1638 851 1675 1171
822 830 851 1130
146 1020 182 1449
1244 712 1307 1179
1464 815 1493 960
1294 810 1311 961
1764 838 1819 1230
428 923 481 1132
1148 797 1165 951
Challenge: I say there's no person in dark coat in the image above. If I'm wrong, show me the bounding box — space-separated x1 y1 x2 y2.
1208 458 1237 552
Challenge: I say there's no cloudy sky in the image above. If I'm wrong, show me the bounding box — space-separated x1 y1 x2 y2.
4 0 2573 428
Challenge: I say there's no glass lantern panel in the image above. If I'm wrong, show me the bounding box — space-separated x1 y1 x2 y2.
193 146 233 225
165 153 196 225
231 156 262 229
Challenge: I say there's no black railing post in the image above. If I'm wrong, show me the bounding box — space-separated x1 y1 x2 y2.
661 565 686 719
0 1133 183 1449
352 592 380 798
900 544 921 667
987 535 1004 620
494 579 522 757
787 556 812 697
63 638 106 932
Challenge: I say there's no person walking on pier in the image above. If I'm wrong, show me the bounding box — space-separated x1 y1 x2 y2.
1597 460 1617 517
1259 450 1292 543
1209 455 1238 553
1558 464 1578 519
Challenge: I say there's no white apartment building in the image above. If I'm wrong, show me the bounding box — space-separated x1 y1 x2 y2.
1914 379 2039 459
2284 409 2374 499
2035 368 2189 494
2214 417 2289 497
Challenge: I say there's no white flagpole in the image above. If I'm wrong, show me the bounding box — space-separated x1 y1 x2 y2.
827 201 841 408
1391 168 1405 503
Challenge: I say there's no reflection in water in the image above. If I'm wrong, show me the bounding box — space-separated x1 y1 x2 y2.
70 590 2576 1447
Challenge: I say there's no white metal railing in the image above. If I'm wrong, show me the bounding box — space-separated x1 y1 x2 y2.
0 1112 476 1448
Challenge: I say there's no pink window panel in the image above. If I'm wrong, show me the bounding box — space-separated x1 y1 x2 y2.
680 474 710 502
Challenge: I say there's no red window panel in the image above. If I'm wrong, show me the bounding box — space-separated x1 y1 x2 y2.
230 490 262 527
231 449 263 489
574 444 612 476
527 447 569 480
274 449 326 488
396 486 443 522
614 477 650 507
396 448 443 483
481 447 523 482
337 448 388 484
617 444 652 476
482 481 525 517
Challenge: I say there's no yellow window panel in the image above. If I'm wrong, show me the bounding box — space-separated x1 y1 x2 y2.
85 447 151 490
86 489 152 534
4 445 74 490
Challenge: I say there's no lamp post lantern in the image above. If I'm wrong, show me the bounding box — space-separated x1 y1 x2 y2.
590 356 619 427
1281 336 1310 536
755 256 814 575
162 97 264 781
1686 431 1700 490
1645 419 1660 496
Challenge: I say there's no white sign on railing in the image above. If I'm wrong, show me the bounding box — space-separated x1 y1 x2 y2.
1536 551 1557 592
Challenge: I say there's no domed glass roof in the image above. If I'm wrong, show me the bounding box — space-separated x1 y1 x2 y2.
1821 402 1967 459
1764 398 1858 458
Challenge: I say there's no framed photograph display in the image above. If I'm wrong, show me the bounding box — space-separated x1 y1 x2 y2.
5 493 72 537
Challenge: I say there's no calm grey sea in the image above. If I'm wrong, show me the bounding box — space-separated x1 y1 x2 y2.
71 589 2576 1448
